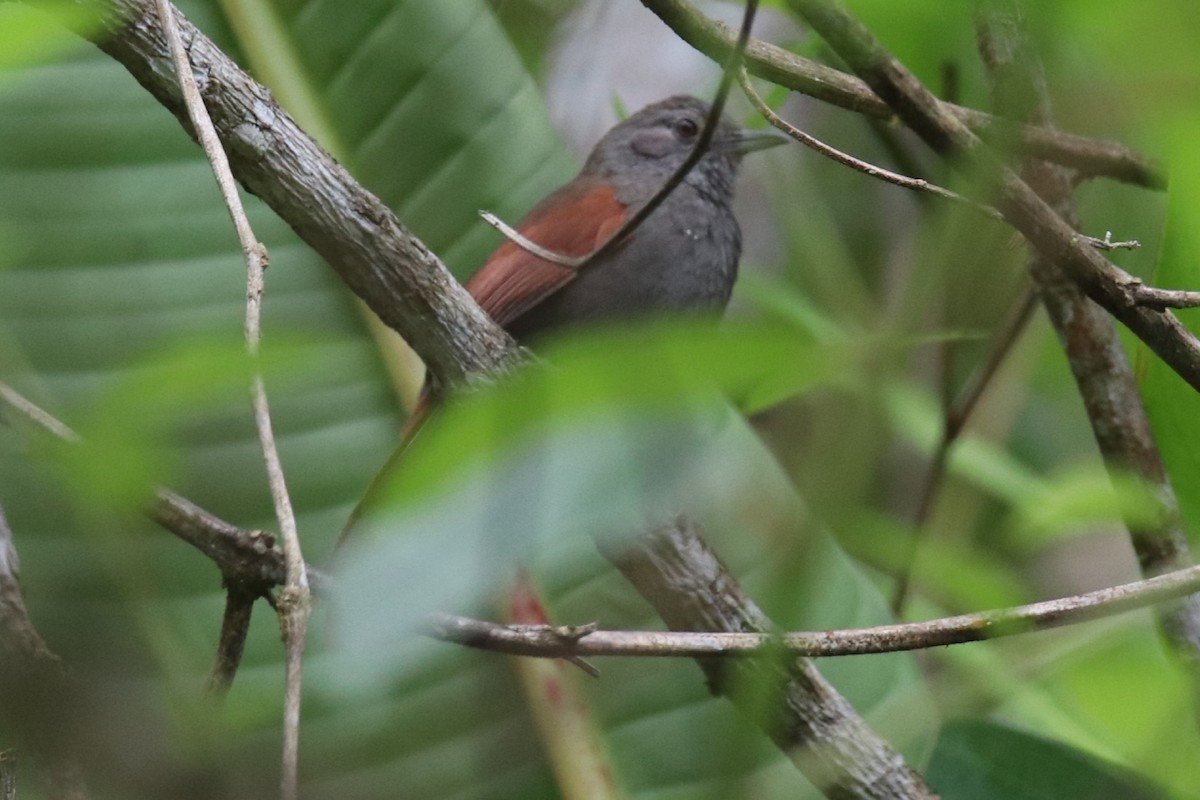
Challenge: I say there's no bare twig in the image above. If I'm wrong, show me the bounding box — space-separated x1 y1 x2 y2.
739 67 995 214
598 517 937 799
150 489 289 586
892 289 1039 612
639 0 1166 188
433 558 1200 659
207 584 258 696
0 381 309 591
1089 231 1140 251
0 383 80 443
153 2 307 795
478 211 584 269
738 69 1139 255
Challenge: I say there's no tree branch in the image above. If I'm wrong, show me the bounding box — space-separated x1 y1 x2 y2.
15 0 519 392
973 0 1200 705
149 2 310 791
431 557 1200 660
206 584 257 696
597 517 937 800
639 0 1166 189
784 0 1200 393
737 70 1139 254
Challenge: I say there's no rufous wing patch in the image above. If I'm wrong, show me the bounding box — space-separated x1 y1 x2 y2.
466 177 626 328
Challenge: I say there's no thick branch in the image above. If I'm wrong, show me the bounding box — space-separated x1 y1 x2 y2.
24 0 518 390
598 517 936 800
639 0 1165 189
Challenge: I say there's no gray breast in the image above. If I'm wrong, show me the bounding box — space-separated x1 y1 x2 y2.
506 187 742 342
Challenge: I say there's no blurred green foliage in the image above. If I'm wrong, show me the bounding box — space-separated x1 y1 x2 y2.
1 0 1199 798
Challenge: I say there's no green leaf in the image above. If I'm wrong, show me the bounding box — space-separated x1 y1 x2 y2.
927 718 1163 800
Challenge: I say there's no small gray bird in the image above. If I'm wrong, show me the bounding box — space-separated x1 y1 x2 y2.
466 95 785 341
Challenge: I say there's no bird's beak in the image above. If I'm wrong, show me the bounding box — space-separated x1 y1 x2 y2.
729 127 790 155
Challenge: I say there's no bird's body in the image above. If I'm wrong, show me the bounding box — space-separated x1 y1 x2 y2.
465 95 780 342
336 97 782 545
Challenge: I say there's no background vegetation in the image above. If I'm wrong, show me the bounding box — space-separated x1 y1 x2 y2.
0 0 1197 797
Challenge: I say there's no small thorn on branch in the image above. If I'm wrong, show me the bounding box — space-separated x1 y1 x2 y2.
1083 230 1140 251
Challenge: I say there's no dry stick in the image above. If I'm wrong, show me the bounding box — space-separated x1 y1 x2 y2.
146 0 262 697
891 289 1039 613
0 506 90 800
431 558 1200 659
207 584 259 696
151 4 307 796
638 0 1165 189
13 0 518 393
481 0 762 272
0 383 80 443
974 2 1200 708
598 516 937 799
736 71 1139 253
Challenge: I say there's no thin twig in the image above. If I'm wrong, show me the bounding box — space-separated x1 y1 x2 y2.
433 558 1200 658
478 211 584 269
739 67 995 214
638 0 1166 188
891 288 1039 613
207 584 258 696
0 383 80 443
154 5 307 795
738 69 1140 254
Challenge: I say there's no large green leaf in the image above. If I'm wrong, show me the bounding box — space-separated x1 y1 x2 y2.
0 1 932 797
927 718 1163 800
331 319 935 797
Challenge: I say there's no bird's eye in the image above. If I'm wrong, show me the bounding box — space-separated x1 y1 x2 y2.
673 118 699 139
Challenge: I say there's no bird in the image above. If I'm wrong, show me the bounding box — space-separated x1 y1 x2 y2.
336 96 784 543
466 94 786 342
